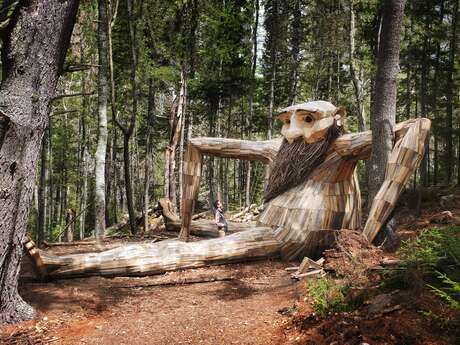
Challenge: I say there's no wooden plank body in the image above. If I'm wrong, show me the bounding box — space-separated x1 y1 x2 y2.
259 151 361 260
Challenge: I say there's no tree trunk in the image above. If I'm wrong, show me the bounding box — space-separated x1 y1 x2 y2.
123 134 136 234
246 0 259 207
112 0 139 234
288 0 300 105
95 0 110 242
178 70 188 212
79 146 89 240
348 0 367 132
107 0 119 225
78 31 89 240
432 1 444 186
165 78 185 210
367 0 405 247
0 0 79 324
144 79 155 233
47 125 54 239
64 209 75 243
37 132 48 248
446 0 458 184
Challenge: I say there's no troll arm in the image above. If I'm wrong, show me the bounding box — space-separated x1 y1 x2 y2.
356 118 431 242
332 119 427 160
333 118 431 241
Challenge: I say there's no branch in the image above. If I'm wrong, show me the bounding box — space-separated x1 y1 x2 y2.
50 109 78 117
63 64 100 73
52 91 95 101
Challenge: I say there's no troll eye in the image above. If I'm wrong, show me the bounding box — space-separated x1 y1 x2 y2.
304 116 313 123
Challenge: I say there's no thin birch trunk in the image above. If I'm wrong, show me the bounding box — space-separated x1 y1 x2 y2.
348 0 367 132
95 0 109 242
178 70 188 212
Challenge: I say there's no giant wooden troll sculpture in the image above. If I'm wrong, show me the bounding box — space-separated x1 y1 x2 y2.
29 101 430 278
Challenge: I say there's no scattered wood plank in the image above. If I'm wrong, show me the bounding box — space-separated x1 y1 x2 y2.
292 269 324 280
298 257 323 273
284 267 299 272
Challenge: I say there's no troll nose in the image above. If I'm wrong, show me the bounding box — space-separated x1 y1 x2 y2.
285 128 303 144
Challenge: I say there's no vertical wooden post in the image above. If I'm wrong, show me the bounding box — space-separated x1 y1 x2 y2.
179 143 203 240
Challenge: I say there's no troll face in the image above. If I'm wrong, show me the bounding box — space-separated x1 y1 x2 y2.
277 100 346 144
264 101 346 202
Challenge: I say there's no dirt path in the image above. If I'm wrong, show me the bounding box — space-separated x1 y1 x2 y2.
8 260 302 344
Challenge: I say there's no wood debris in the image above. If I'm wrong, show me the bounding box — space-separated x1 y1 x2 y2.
290 256 326 280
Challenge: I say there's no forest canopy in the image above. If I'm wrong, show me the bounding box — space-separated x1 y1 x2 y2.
7 0 457 244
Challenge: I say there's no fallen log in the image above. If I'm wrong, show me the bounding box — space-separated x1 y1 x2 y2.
34 227 281 278
158 197 255 237
192 211 210 220
165 218 256 237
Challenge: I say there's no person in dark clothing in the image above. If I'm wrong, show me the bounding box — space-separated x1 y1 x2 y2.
213 200 228 236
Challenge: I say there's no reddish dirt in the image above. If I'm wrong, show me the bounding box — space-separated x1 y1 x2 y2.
2 187 460 345
2 258 304 345
273 188 460 345
274 286 456 345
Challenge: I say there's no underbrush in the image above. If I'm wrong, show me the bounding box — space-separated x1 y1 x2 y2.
382 226 460 327
306 226 460 323
306 277 349 317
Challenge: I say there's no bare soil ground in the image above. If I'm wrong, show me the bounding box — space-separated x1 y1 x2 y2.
275 187 460 345
2 258 303 345
2 187 459 345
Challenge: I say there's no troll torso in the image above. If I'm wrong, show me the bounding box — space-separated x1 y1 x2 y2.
258 144 362 259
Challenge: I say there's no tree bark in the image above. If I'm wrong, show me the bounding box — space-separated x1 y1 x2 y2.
446 0 458 184
246 0 259 207
0 0 79 324
367 0 405 247
178 70 188 213
144 79 155 233
95 0 110 242
288 0 300 105
112 0 139 234
348 0 367 132
37 132 48 248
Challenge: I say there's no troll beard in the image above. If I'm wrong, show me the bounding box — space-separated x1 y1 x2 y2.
264 122 344 202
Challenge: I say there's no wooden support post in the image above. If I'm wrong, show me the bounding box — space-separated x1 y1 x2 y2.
179 143 203 240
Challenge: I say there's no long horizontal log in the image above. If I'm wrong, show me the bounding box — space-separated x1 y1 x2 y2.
165 218 256 237
38 227 281 278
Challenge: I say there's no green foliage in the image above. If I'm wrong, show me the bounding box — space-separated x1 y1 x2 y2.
398 227 460 275
429 272 460 311
307 277 351 318
383 227 460 320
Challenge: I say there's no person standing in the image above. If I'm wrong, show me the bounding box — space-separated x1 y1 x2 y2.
213 200 228 237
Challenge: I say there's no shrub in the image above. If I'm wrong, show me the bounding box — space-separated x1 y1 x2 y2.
307 277 350 317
